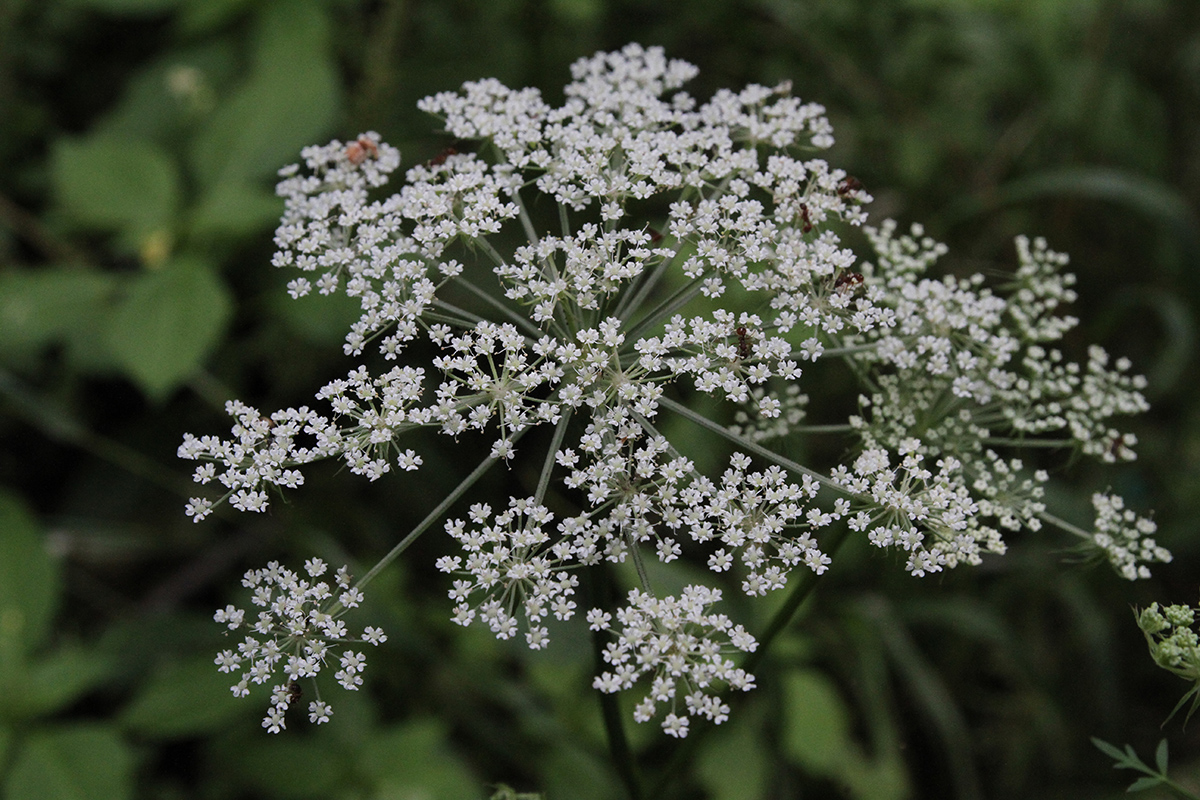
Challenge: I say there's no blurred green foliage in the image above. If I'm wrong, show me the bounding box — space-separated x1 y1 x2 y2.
1 0 1198 798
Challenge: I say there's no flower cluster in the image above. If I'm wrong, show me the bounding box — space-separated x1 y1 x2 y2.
1092 493 1169 580
213 558 386 733
588 585 757 737
184 44 1168 737
1138 600 1200 681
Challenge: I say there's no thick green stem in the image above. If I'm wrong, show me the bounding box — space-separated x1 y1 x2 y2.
534 411 572 504
647 523 853 798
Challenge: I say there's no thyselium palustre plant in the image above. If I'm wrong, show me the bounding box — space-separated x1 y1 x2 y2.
180 44 1170 738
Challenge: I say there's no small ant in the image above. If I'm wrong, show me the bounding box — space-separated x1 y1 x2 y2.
833 271 865 293
798 203 813 234
286 681 303 707
346 135 379 165
428 146 458 167
735 325 754 359
1106 433 1131 461
837 176 863 198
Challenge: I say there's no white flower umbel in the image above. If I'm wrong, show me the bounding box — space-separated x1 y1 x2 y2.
213 559 386 732
185 44 1169 737
589 585 757 738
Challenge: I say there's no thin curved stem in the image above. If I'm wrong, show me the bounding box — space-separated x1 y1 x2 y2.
657 395 842 492
453 276 544 339
354 432 526 594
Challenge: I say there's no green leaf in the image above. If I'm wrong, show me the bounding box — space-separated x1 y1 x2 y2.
1093 737 1130 763
359 719 480 800
118 656 244 738
52 136 180 234
696 711 769 800
781 669 854 773
1127 776 1165 792
188 178 282 238
0 269 119 371
189 0 339 187
0 492 59 656
4 725 134 800
19 644 116 718
1155 739 1169 774
104 257 232 399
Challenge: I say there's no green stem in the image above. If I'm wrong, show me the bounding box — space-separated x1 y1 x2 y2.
983 437 1072 448
622 275 707 343
657 396 842 492
1037 509 1094 543
454 276 543 339
510 184 541 248
648 523 853 798
534 411 572 504
795 342 877 359
354 435 523 593
614 238 689 324
592 564 643 800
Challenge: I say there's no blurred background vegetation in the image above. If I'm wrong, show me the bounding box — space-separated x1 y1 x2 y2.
1 0 1198 797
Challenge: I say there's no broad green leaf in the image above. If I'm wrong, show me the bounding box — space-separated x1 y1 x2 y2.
119 656 244 738
189 178 282 238
781 668 854 773
0 268 118 371
52 136 180 234
104 257 232 399
220 730 346 798
0 492 59 656
5 725 134 800
189 0 339 187
359 719 480 800
696 710 769 800
92 44 237 143
17 644 116 719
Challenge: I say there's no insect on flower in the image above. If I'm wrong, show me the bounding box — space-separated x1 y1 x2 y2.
286 681 303 707
346 135 379 165
735 325 754 359
837 176 864 198
833 271 865 293
798 203 814 234
428 146 459 167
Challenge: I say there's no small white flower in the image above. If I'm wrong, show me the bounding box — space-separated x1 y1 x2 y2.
213 560 383 731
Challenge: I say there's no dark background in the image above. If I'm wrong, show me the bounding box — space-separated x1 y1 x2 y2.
1 0 1198 798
